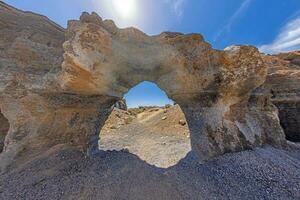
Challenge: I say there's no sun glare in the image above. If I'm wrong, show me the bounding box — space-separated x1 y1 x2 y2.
112 0 137 19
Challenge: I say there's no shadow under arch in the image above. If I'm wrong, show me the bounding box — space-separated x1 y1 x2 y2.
98 81 192 168
2 143 297 199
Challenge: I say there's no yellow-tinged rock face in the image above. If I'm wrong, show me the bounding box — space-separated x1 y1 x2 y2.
61 13 267 107
58 12 286 161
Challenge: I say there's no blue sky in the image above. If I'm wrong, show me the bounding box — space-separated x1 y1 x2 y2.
124 81 173 108
4 0 300 107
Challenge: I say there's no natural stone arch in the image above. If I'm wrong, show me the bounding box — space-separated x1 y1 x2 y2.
0 4 287 172
60 12 287 160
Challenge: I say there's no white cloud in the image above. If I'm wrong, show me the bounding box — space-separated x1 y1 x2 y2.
214 0 252 41
164 0 186 18
259 16 300 54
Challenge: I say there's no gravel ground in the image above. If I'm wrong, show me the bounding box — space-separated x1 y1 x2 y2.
0 144 299 200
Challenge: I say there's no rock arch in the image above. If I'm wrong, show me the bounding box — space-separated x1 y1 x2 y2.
60 12 287 160
0 4 287 172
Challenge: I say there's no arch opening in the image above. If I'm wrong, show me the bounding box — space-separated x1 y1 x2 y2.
98 81 192 168
0 109 9 153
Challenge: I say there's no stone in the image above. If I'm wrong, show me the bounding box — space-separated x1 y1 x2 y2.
179 120 186 126
165 104 171 109
162 116 167 120
114 99 127 110
0 3 290 173
110 125 117 130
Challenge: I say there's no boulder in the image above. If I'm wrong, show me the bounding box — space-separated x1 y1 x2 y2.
179 120 186 126
114 99 127 111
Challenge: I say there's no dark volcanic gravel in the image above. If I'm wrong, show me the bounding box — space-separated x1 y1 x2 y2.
0 144 299 200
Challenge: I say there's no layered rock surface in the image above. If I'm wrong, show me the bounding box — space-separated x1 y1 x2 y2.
0 110 9 153
0 2 63 171
0 2 116 171
263 51 300 142
0 2 291 173
113 99 127 110
61 11 287 161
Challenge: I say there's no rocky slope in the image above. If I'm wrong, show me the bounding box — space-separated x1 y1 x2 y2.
99 105 191 168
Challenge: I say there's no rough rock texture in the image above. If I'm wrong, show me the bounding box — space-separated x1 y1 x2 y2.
0 2 288 173
0 110 9 152
0 2 62 171
263 51 300 142
0 3 115 172
113 99 127 110
61 11 287 160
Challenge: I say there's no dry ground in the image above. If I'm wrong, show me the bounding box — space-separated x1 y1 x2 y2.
99 105 191 168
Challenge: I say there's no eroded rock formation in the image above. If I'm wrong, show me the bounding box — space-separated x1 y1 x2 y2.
0 3 111 171
0 110 9 153
0 2 290 173
61 12 287 159
263 51 300 142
